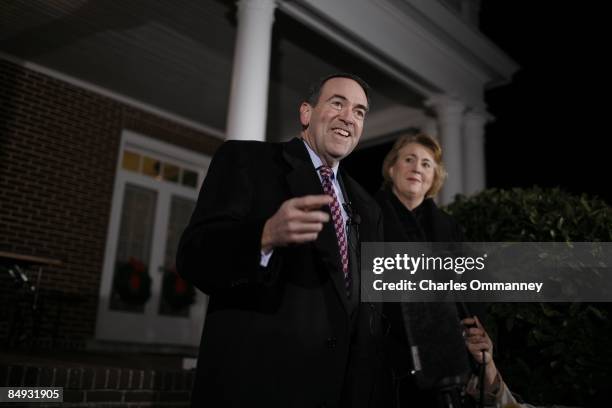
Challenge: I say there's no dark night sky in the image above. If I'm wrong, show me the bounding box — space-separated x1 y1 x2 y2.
346 2 611 204
480 2 610 204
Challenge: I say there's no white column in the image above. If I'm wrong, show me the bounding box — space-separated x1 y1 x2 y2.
425 95 465 205
463 109 492 196
423 117 438 140
225 0 277 141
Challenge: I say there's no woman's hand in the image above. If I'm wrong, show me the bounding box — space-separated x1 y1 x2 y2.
461 316 500 390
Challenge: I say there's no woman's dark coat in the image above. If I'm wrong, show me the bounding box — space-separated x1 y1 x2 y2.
375 188 480 407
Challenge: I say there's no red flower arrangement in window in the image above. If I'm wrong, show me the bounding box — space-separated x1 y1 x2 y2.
113 257 152 305
161 265 196 309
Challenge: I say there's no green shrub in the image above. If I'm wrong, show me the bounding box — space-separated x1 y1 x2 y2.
446 187 612 406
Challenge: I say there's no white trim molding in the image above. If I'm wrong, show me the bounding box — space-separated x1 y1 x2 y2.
278 0 519 109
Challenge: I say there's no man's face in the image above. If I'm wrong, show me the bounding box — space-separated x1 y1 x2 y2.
300 77 368 166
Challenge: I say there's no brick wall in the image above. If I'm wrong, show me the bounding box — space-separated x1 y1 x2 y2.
0 58 222 349
0 364 193 407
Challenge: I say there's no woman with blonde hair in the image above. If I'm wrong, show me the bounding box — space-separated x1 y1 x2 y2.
376 133 526 408
377 133 456 241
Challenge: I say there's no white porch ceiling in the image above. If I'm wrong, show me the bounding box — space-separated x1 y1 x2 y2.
0 0 517 143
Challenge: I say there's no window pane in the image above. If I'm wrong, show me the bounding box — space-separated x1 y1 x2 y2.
110 184 157 313
142 156 161 178
163 163 180 183
122 150 140 172
159 196 196 317
182 169 198 188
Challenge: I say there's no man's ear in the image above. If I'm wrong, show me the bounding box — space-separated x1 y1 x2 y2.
299 102 311 128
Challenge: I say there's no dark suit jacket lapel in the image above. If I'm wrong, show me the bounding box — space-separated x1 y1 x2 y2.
283 138 350 314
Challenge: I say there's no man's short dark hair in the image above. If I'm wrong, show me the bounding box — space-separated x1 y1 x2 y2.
305 73 371 108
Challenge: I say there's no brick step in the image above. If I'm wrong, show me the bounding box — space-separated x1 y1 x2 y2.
0 364 194 407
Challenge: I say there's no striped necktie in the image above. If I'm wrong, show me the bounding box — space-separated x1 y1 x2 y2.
318 166 350 297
